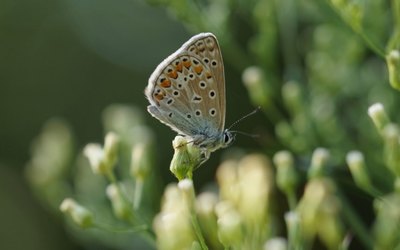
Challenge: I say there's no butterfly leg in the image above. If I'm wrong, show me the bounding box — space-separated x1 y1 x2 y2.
194 148 210 170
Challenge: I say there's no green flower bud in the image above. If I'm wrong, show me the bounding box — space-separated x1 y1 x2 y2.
368 103 390 134
130 141 152 181
386 50 400 90
273 151 299 196
242 66 271 108
215 201 243 248
106 184 132 220
346 151 373 191
383 124 400 177
282 81 303 114
308 148 330 179
103 132 119 169
196 192 221 249
170 136 207 180
372 193 400 249
60 198 93 228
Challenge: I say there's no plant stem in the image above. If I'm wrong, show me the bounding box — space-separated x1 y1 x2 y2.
337 190 373 248
324 0 386 58
190 210 209 250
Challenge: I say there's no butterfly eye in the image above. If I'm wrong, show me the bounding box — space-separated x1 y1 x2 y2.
223 132 234 146
224 133 230 143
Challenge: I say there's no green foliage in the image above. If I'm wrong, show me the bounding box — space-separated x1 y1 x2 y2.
25 0 400 249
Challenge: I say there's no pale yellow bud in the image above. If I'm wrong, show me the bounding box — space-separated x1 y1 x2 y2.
308 148 330 178
368 103 390 133
346 151 372 190
263 237 288 250
106 184 131 220
83 143 107 175
237 154 273 226
60 198 93 228
216 160 240 204
215 202 243 248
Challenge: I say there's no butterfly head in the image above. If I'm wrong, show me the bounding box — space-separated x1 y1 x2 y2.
221 129 235 148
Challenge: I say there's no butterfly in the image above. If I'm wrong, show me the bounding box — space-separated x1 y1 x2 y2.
145 33 235 164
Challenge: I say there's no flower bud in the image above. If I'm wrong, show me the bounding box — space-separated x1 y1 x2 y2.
372 193 400 249
102 105 144 138
196 192 221 249
103 132 119 169
263 237 288 250
237 154 273 227
216 160 240 204
215 201 243 248
242 66 271 108
282 81 303 114
25 119 73 186
386 50 400 90
60 198 93 228
383 124 400 176
84 143 107 175
170 136 206 180
308 148 330 179
130 127 154 181
346 151 372 190
273 151 299 196
153 183 195 250
297 178 342 246
285 211 302 247
106 184 132 220
368 103 390 134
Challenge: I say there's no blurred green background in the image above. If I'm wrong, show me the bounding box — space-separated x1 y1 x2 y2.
0 0 259 249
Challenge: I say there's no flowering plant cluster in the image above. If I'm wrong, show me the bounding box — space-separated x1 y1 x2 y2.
26 0 400 249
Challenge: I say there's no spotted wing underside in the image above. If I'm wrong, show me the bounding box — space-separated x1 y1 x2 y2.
145 33 226 139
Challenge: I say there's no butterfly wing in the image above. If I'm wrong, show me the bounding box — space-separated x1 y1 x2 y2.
145 33 226 141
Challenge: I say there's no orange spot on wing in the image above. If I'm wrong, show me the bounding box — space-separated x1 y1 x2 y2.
183 60 191 69
175 62 183 72
154 93 164 101
160 78 171 88
167 70 178 79
206 72 212 79
194 65 203 75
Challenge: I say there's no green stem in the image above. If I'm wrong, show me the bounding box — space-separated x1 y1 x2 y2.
105 170 156 246
324 0 386 58
133 179 144 210
190 210 209 250
337 190 373 248
287 190 298 211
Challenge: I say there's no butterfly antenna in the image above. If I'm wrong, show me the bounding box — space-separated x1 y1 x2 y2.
230 130 259 138
227 106 261 130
